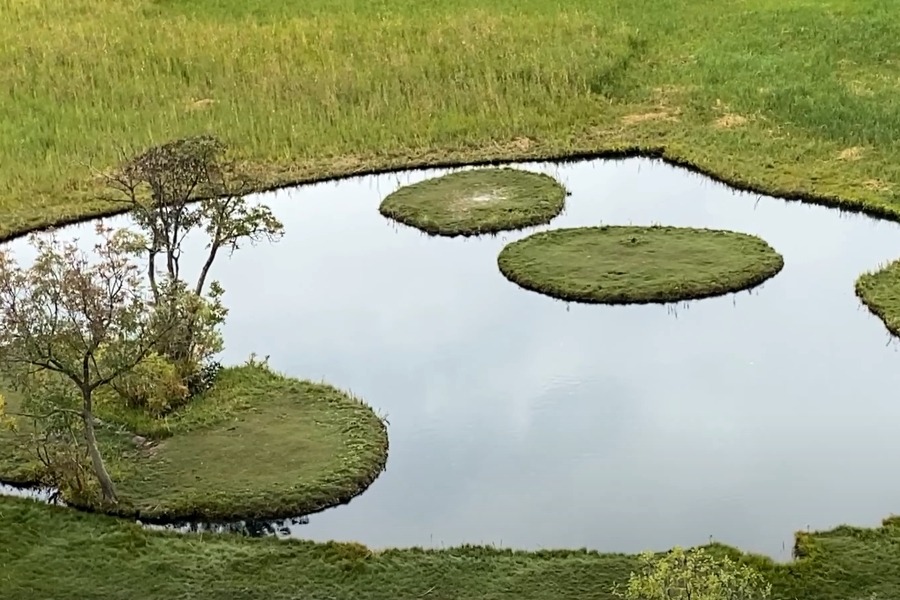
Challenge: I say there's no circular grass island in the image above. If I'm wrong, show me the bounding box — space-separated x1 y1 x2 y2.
0 364 389 523
378 167 568 237
497 225 784 304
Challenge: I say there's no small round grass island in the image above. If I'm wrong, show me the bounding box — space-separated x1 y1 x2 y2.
497 225 784 304
378 167 567 237
0 364 389 523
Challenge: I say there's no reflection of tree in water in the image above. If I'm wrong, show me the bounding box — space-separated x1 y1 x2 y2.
0 483 62 505
0 484 312 538
149 515 310 538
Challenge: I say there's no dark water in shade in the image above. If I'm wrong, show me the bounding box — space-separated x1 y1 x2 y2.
5 157 900 561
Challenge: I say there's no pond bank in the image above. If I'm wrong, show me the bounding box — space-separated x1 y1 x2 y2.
4 0 900 248
3 492 898 600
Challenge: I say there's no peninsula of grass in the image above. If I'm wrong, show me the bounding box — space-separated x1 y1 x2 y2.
0 364 389 522
378 168 567 236
3 491 900 600
497 226 784 304
856 260 900 337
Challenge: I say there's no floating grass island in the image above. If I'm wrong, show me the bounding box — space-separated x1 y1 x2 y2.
497 226 784 304
0 364 389 522
378 168 567 236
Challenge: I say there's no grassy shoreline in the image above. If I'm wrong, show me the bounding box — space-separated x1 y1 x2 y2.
3 0 900 333
2 492 899 600
3 0 900 238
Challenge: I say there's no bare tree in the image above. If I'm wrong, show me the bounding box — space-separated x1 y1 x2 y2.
0 223 176 504
95 135 283 371
99 135 283 299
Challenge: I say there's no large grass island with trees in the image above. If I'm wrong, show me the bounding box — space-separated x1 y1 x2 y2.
4 0 900 599
0 136 388 522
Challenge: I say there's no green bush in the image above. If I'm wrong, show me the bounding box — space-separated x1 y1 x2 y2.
108 352 190 417
613 547 771 600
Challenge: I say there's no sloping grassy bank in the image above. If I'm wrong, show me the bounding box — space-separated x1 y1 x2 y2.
0 365 389 521
2 493 898 600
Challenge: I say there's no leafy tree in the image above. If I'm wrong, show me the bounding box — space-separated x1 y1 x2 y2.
0 223 177 504
97 135 283 373
613 547 772 600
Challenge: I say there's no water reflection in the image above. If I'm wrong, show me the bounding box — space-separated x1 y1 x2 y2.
0 483 60 504
143 515 310 538
4 158 900 561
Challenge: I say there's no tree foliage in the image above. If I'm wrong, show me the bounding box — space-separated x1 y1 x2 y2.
0 223 177 503
98 135 283 379
104 350 189 416
0 394 15 431
613 547 772 600
0 135 284 503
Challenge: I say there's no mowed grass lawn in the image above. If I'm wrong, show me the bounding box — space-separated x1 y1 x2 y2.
0 365 389 521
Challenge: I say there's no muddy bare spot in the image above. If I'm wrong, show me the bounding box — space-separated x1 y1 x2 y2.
452 190 508 212
186 98 216 110
863 179 892 192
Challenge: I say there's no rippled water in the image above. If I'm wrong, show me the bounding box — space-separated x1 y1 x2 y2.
5 157 900 560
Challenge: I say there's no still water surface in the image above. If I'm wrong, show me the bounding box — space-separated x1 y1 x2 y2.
6 158 900 560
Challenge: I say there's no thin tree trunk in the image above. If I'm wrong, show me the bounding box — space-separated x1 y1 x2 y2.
148 248 160 304
81 389 118 504
195 243 219 296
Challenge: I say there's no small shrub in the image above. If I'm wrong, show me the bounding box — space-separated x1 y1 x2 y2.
184 360 223 397
109 352 190 417
613 547 772 600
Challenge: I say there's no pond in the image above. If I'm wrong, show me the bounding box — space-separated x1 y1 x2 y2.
5 157 900 560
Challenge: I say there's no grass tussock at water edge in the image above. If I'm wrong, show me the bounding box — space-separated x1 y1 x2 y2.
855 262 900 337
378 168 568 236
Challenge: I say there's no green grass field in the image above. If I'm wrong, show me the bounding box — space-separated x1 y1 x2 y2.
3 0 900 238
4 0 900 597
